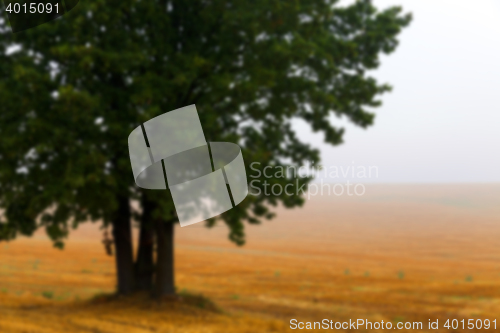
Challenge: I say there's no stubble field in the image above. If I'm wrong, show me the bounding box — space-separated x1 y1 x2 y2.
1 184 500 332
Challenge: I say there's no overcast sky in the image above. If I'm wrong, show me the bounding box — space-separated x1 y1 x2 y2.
295 0 500 183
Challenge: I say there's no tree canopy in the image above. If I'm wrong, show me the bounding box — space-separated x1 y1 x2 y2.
0 0 411 294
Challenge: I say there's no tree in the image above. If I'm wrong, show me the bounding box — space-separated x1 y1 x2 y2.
0 0 411 296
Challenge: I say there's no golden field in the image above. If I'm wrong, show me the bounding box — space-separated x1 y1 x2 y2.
1 184 500 332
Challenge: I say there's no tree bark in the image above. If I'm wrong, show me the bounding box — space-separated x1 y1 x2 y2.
154 219 175 297
134 195 154 291
112 195 135 294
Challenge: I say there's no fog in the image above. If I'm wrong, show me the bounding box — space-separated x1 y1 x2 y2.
296 0 500 183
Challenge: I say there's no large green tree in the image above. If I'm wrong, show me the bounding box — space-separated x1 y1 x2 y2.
0 0 411 296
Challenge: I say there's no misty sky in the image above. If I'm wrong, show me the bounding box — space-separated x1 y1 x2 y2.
296 0 500 183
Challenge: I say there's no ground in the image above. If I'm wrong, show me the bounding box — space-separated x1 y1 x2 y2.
1 184 500 332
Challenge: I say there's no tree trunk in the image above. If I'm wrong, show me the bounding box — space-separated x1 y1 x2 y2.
154 220 175 297
112 195 135 294
134 195 154 291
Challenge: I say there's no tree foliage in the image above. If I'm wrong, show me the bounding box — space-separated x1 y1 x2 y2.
0 0 410 291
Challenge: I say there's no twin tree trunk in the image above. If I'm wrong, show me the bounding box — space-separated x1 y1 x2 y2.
112 195 175 297
111 196 135 294
155 221 175 296
134 220 154 291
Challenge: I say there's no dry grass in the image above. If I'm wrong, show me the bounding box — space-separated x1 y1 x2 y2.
1 184 500 332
